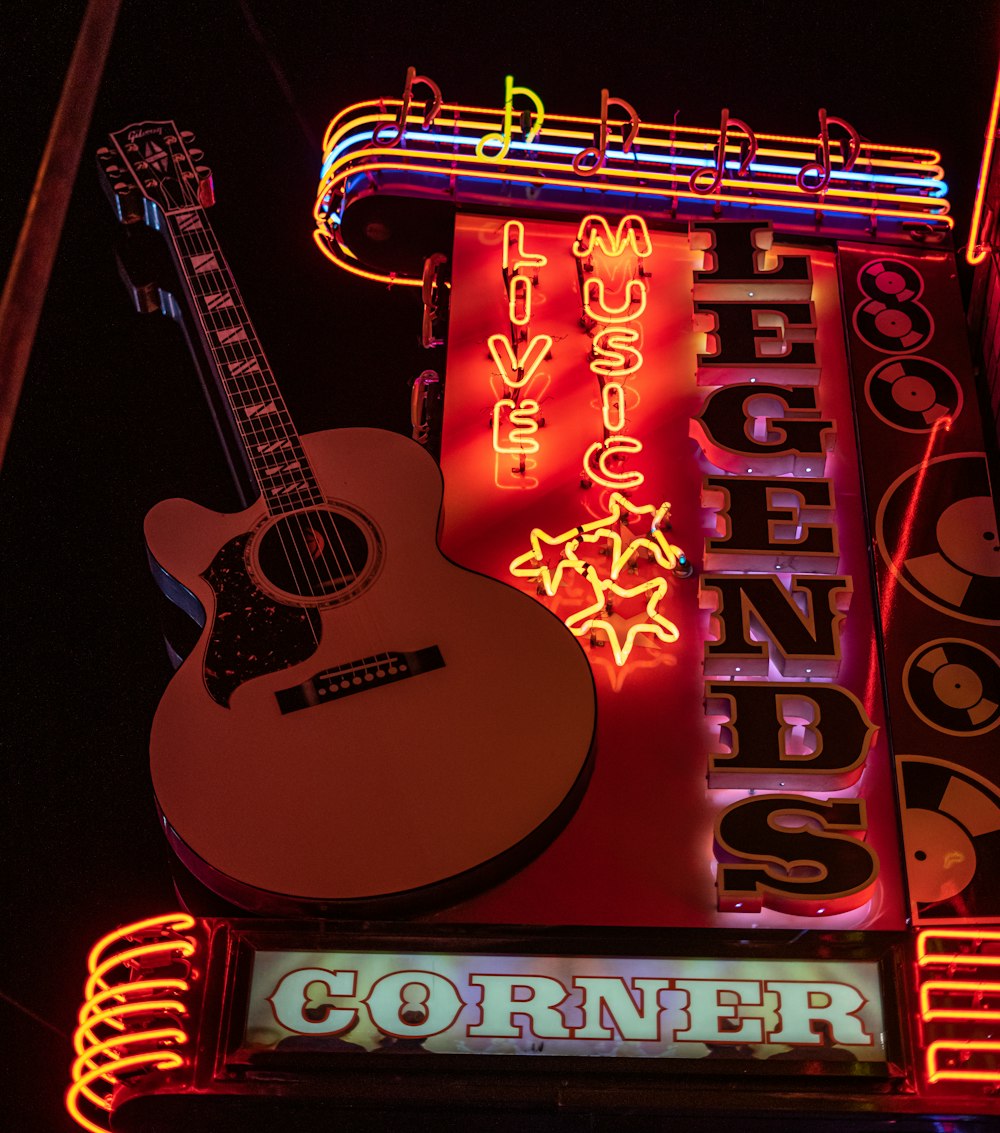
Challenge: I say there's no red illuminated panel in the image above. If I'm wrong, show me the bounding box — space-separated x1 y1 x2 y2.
434 213 905 930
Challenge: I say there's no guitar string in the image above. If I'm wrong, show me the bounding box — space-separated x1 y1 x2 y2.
159 144 383 654
177 218 328 605
160 160 395 674
174 220 327 634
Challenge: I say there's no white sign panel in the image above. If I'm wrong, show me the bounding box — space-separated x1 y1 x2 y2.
241 948 887 1067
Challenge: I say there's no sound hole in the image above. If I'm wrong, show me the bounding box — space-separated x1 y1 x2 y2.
256 507 373 599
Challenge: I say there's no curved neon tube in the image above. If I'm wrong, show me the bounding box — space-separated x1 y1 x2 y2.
917 927 1000 966
322 124 947 193
315 159 951 270
321 100 943 167
317 150 948 221
967 53 1000 264
66 914 198 1133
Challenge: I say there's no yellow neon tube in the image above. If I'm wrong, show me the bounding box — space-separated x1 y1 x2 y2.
917 928 1000 966
323 100 943 166
317 149 947 221
926 1040 1000 1084
919 979 1000 1022
316 157 951 247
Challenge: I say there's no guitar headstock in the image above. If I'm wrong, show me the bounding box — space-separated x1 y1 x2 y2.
97 121 215 227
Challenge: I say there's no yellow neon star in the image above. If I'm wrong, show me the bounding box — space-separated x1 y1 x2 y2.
565 570 680 666
509 492 687 666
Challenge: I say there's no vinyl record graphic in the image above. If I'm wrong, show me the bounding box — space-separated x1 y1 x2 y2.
875 453 1000 624
864 357 961 432
897 755 1000 923
903 639 1000 736
852 259 933 354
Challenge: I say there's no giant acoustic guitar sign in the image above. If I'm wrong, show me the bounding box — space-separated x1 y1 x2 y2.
97 122 596 913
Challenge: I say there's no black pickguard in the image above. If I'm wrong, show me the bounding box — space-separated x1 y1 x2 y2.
201 533 321 707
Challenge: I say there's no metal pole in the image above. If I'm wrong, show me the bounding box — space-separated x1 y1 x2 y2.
0 0 123 471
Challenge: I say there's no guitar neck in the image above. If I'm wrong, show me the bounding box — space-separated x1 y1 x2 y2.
165 209 322 514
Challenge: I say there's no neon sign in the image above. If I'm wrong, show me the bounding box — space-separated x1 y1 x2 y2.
483 212 686 663
439 211 904 927
314 80 950 287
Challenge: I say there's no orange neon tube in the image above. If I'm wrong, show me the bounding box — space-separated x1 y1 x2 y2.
925 1040 1000 1084
314 159 952 285
317 150 948 221
322 101 943 168
920 980 1000 1021
67 914 197 1133
917 928 1000 966
967 52 1000 265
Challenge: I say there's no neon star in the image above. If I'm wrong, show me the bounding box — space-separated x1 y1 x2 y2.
565 570 680 666
509 492 687 665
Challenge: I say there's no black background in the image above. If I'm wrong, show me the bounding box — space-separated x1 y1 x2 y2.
3 2 1000 1129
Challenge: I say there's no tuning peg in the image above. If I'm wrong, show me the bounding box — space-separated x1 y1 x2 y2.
196 166 215 208
181 130 195 141
189 148 204 162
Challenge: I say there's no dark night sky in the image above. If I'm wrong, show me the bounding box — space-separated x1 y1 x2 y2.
3 2 1000 1129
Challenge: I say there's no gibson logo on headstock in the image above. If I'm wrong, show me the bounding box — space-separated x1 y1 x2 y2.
127 126 165 143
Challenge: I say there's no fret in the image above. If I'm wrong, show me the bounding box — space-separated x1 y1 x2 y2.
201 308 243 334
173 210 204 232
259 455 304 475
165 210 321 516
224 372 276 397
201 291 236 311
214 342 261 368
189 250 221 274
253 438 297 455
241 399 281 419
225 357 264 379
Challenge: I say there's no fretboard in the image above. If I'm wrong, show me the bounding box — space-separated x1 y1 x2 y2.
166 208 322 515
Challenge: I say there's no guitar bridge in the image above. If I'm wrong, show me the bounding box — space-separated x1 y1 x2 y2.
274 646 444 714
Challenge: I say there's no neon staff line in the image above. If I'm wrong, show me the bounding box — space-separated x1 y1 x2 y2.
314 162 952 289
321 99 944 168
316 153 951 227
316 159 950 237
321 126 948 195
319 136 948 208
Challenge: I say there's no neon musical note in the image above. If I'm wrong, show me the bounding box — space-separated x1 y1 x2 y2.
572 89 641 176
476 75 545 161
796 108 862 193
690 108 757 195
370 66 442 148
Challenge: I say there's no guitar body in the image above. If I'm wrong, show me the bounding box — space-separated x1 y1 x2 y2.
146 427 596 912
